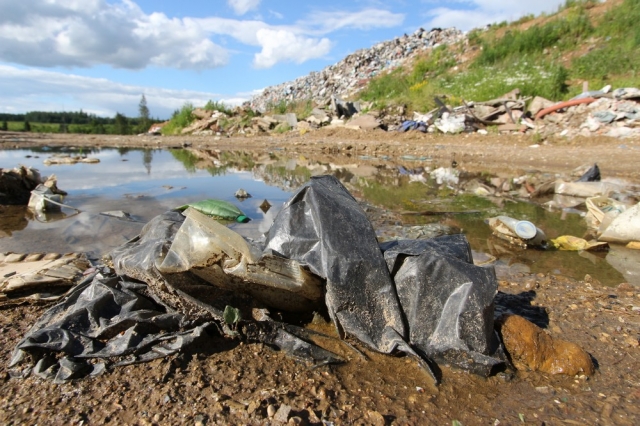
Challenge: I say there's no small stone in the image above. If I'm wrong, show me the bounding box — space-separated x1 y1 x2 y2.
267 404 277 418
617 282 635 292
194 413 207 426
274 405 292 423
624 336 639 347
288 416 305 425
247 401 259 415
367 410 386 426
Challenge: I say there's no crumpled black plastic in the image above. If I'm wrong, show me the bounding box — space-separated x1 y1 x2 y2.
577 163 601 182
265 176 504 375
10 274 210 383
380 236 504 376
265 175 411 355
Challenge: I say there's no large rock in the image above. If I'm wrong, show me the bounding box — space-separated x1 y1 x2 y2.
345 114 381 130
497 314 595 376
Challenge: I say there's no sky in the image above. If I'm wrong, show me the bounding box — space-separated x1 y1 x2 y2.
0 0 571 120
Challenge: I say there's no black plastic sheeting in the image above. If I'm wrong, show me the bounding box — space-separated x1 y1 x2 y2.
380 237 503 375
577 163 601 182
10 274 211 383
265 176 504 376
10 175 505 382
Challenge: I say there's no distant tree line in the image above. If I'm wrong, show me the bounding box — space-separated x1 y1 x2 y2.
0 110 112 125
0 96 159 135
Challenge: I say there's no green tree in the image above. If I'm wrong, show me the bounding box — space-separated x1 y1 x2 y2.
23 120 31 132
0 120 7 131
88 119 104 134
113 113 130 135
138 94 150 133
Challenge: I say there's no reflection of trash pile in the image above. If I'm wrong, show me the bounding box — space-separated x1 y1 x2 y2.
10 176 511 383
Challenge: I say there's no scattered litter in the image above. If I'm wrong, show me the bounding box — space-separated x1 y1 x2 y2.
551 236 609 252
487 216 547 249
431 167 459 186
234 188 251 199
259 199 272 213
598 203 640 244
577 164 601 182
175 199 250 223
1 253 92 305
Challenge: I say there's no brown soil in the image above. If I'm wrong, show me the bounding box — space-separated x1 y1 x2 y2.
1 131 640 425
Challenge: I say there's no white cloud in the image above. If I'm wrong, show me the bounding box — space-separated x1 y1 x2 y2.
305 9 405 34
197 9 403 69
0 65 246 118
0 1 407 70
421 0 568 31
227 0 262 16
253 29 333 68
0 0 228 70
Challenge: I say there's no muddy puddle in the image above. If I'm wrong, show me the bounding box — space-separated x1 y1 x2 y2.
1 146 638 286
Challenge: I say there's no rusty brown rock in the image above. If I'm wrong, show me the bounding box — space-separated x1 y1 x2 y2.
498 314 595 376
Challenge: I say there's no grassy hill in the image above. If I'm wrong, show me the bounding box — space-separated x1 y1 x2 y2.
357 0 640 114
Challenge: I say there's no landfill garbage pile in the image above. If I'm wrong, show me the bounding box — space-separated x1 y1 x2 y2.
394 86 640 139
536 87 640 139
179 84 640 140
9 176 507 383
248 28 465 113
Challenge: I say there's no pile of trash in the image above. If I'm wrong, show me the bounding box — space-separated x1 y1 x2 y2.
394 86 640 138
248 28 465 113
0 166 66 205
486 164 640 251
174 84 640 140
9 176 512 383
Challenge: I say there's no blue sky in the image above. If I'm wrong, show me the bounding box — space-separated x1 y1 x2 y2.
0 0 570 119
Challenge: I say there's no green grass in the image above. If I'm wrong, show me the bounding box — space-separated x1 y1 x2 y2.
204 100 233 115
355 0 640 112
570 0 640 87
475 7 593 66
265 99 314 118
162 103 195 135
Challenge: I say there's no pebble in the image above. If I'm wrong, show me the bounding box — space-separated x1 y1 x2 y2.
274 404 291 423
267 404 277 418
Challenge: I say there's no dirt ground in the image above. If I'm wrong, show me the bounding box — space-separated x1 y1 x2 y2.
1 130 639 425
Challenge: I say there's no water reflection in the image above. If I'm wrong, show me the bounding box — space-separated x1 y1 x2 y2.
1 147 638 285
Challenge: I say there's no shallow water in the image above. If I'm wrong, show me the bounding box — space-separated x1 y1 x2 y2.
1 146 638 286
